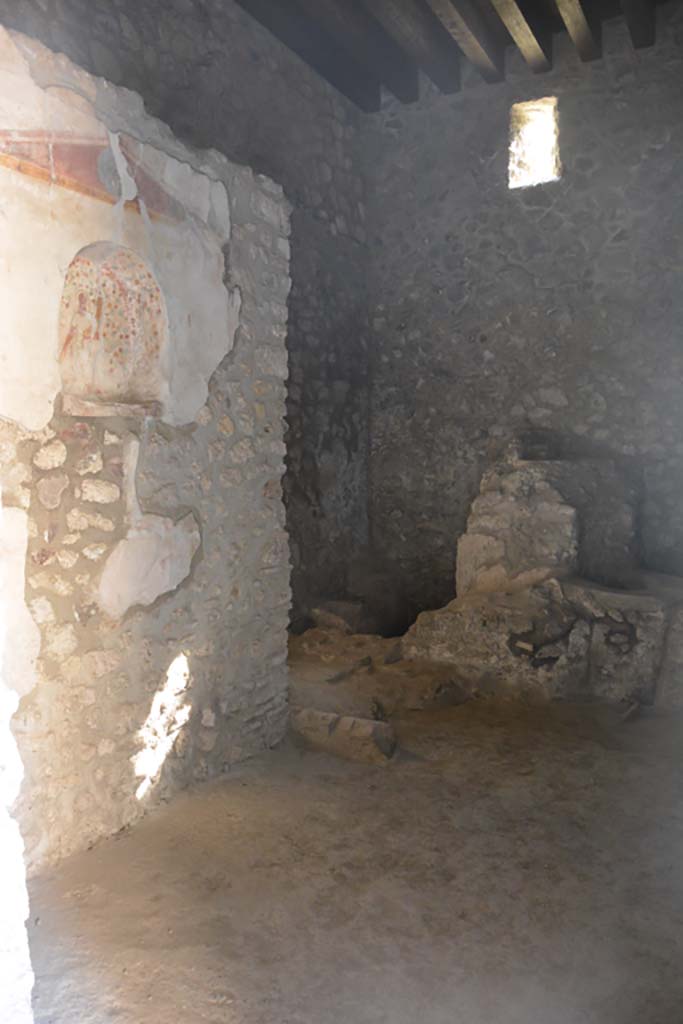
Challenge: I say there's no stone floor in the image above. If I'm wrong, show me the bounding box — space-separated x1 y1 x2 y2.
29 699 683 1024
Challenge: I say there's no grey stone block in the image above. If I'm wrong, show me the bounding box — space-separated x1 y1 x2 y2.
457 457 639 598
290 708 397 764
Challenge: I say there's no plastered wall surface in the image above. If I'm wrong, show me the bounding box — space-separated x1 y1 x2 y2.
0 27 291 871
364 2 683 621
0 0 371 620
0 502 37 1023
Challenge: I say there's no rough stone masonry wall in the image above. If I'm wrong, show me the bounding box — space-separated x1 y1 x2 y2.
1 28 291 871
0 0 370 621
364 1 683 624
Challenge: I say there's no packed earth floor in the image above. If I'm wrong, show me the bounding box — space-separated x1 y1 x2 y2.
29 685 683 1024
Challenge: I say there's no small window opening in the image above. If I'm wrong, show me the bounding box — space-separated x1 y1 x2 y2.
508 96 561 190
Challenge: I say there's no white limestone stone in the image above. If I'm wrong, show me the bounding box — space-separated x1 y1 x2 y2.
82 544 107 561
33 440 67 470
66 510 115 533
55 550 79 570
44 624 78 659
28 597 55 626
36 474 69 510
75 451 103 476
81 480 121 505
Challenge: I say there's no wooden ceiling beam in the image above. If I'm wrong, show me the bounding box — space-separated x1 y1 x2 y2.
489 0 552 72
423 0 504 82
620 0 655 48
554 0 601 60
361 0 461 94
295 0 419 104
233 0 382 111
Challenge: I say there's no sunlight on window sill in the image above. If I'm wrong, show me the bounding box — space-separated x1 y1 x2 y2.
509 96 561 190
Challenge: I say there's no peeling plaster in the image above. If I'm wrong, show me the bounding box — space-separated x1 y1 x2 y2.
0 25 240 431
0 24 291 876
98 438 200 619
0 508 40 700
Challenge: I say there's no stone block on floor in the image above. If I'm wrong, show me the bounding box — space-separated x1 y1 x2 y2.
290 708 397 764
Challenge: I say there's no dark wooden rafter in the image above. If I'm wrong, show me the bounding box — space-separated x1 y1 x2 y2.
619 0 655 48
489 0 552 72
555 0 602 60
234 0 661 110
361 0 462 93
233 0 381 111
296 0 419 103
424 0 504 82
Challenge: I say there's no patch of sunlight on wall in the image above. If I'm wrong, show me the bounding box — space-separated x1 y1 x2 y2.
133 652 192 801
509 97 561 189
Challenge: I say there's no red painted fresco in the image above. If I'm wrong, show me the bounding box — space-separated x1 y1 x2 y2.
0 130 184 222
59 243 168 408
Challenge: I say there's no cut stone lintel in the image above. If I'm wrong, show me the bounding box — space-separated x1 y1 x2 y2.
61 397 162 419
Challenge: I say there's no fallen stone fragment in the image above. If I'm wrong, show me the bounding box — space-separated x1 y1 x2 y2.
383 642 403 665
311 604 355 633
326 655 372 684
310 599 377 634
290 708 396 764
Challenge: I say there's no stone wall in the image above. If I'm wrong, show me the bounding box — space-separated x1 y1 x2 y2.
0 0 370 620
364 2 683 624
1 28 291 871
0 501 35 1021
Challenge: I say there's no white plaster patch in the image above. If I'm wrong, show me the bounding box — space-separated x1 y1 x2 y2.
0 507 40 699
108 130 138 204
99 515 199 618
0 506 39 1023
98 439 200 618
55 550 79 570
82 544 107 561
0 502 36 1018
160 215 241 425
